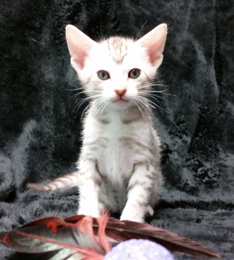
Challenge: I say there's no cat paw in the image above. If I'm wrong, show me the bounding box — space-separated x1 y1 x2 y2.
98 202 106 213
77 209 100 218
145 206 154 217
120 213 144 223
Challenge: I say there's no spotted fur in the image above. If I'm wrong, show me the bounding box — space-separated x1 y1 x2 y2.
27 24 168 222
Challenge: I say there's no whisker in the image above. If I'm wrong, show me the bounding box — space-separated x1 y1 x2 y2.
73 94 102 118
80 103 91 120
77 94 102 104
70 93 80 101
150 83 169 87
136 20 148 40
137 96 156 110
94 98 105 115
70 90 102 100
74 100 88 118
149 94 173 104
66 88 83 92
70 91 87 101
132 99 146 119
138 83 169 90
138 95 169 114
139 91 172 104
100 100 108 115
150 100 169 114
133 97 152 121
139 90 167 94
66 87 101 93
93 97 108 116
94 97 108 115
138 102 152 121
139 90 174 97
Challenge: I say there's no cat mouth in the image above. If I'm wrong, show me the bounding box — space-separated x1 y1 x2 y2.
112 98 129 103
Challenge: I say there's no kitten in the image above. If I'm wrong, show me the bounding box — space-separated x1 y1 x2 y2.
27 24 167 223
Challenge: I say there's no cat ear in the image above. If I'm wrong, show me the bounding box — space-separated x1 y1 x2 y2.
65 25 98 70
137 24 167 67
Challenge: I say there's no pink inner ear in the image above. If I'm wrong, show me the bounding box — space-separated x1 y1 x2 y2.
138 24 167 66
146 44 162 66
74 49 89 70
66 25 97 70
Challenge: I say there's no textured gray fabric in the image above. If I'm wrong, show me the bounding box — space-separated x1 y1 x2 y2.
0 0 233 259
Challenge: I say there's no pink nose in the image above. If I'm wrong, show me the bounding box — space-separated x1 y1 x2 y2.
115 89 127 97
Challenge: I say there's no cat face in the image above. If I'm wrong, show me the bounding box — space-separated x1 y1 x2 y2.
66 24 167 110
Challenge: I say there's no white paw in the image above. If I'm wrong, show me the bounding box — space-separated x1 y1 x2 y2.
98 202 106 214
77 208 100 218
120 213 144 223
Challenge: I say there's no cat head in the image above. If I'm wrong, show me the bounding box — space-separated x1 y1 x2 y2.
66 24 167 111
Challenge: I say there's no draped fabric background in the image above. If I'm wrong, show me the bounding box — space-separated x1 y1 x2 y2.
0 0 234 259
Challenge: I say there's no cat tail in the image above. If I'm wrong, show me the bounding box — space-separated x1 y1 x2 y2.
27 171 79 192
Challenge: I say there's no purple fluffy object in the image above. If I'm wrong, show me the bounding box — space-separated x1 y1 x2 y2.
104 239 174 260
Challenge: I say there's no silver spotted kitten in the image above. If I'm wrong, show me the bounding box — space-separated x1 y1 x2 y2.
28 24 168 223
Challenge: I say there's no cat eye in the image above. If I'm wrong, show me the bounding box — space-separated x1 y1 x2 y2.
128 69 140 79
97 70 110 80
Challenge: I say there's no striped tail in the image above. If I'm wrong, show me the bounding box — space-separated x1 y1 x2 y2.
27 171 79 192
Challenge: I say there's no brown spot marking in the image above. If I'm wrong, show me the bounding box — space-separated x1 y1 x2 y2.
96 117 109 124
86 174 101 186
145 173 155 180
122 174 131 186
127 179 152 193
95 162 100 173
79 171 86 176
127 180 141 192
93 178 101 186
100 173 109 184
95 162 102 178
122 109 142 124
142 185 152 192
95 162 109 184
84 138 107 149
135 200 147 208
84 75 92 86
120 137 153 153
122 118 134 124
138 86 149 91
133 161 149 170
146 163 150 171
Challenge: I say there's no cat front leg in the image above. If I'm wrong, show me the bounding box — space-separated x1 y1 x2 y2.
77 159 102 218
120 163 161 223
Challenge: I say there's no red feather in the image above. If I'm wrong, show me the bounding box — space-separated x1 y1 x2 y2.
96 212 111 253
0 213 220 259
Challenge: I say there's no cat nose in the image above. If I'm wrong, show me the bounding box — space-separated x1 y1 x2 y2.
115 89 127 97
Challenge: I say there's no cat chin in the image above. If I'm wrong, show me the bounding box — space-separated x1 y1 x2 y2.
109 99 133 110
112 99 129 104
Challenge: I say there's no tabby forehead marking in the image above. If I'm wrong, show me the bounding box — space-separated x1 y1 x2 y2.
106 37 131 65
